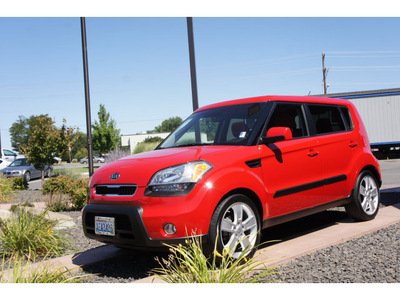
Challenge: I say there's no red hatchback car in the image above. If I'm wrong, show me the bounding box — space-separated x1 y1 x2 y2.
82 95 381 258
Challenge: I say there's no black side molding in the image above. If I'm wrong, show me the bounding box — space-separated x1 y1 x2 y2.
274 174 347 198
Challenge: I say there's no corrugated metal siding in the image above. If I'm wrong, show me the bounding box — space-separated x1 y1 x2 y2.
348 96 400 144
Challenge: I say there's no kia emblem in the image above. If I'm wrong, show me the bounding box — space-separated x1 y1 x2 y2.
110 173 120 180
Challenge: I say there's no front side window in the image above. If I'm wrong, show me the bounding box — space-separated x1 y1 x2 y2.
3 150 15 157
9 159 29 167
158 102 269 149
308 105 346 134
266 103 309 138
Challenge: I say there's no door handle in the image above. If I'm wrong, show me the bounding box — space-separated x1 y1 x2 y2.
307 149 319 157
349 141 358 148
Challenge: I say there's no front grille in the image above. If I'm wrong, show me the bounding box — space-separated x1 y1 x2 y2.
95 185 137 196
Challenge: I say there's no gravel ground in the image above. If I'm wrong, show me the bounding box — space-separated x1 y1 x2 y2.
6 190 400 283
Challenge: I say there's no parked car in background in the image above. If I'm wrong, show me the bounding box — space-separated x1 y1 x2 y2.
80 156 105 164
0 148 24 163
0 159 11 170
1 158 52 182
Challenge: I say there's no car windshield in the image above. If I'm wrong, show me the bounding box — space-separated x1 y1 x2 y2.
158 102 269 149
9 159 30 167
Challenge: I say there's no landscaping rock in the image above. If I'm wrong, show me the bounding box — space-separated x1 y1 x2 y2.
25 207 77 229
0 209 12 221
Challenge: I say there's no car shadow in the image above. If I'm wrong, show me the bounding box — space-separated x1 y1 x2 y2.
76 247 169 281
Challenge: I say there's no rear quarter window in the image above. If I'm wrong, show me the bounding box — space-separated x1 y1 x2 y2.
308 105 348 134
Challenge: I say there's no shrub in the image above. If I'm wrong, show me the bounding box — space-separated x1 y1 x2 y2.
9 201 34 213
0 207 72 259
69 178 90 210
12 177 28 191
0 175 15 203
133 142 159 154
104 149 131 163
44 193 71 212
42 175 75 195
143 136 164 144
42 175 89 211
151 235 281 283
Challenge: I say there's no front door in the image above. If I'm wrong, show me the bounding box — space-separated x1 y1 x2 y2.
261 102 324 218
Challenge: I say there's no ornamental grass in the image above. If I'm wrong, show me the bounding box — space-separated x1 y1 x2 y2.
0 207 72 259
151 235 282 283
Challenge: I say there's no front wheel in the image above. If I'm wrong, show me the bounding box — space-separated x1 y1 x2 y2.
23 171 31 182
208 194 261 259
345 170 380 221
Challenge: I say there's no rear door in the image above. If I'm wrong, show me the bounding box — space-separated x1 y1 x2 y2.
306 104 357 202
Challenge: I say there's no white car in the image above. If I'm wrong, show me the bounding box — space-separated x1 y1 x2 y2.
0 159 11 170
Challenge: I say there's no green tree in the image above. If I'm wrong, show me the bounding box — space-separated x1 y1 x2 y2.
9 115 53 151
154 116 182 133
20 116 75 183
92 104 121 154
60 131 87 162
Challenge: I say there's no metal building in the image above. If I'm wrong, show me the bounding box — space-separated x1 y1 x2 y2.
320 88 400 158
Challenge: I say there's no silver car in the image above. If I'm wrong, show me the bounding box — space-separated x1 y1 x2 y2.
80 156 105 164
1 158 52 182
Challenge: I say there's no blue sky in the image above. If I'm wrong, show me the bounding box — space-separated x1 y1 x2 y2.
1 15 400 150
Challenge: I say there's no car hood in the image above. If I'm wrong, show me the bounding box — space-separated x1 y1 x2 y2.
90 146 248 187
1 166 28 172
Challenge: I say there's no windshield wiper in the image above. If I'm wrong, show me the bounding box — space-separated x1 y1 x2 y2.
162 143 213 149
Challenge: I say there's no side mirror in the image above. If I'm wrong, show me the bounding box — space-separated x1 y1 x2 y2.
262 127 293 144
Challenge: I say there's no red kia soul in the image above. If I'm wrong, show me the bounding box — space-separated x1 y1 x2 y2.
82 95 381 258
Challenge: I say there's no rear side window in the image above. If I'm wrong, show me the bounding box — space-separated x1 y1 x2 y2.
308 105 347 134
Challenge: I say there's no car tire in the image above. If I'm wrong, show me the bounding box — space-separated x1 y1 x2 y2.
345 170 380 221
45 169 52 178
207 194 261 260
24 171 31 182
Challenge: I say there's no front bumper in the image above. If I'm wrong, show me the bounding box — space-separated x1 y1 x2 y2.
82 204 207 250
1 172 23 178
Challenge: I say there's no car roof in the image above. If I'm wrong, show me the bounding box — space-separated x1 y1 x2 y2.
195 95 350 112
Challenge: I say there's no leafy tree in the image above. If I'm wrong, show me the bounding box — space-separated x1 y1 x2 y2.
9 115 53 151
20 116 76 183
154 117 182 133
92 104 121 154
60 131 87 162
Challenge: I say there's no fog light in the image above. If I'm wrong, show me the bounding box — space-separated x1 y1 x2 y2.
164 223 177 235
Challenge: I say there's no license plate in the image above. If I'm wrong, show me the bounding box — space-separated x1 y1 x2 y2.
95 216 115 236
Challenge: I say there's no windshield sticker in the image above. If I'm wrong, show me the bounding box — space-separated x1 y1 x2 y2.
239 131 247 138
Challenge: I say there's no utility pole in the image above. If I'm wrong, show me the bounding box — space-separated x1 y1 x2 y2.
186 17 199 111
80 17 94 177
322 53 328 94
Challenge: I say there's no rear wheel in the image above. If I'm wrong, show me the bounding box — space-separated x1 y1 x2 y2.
345 171 380 221
208 194 261 259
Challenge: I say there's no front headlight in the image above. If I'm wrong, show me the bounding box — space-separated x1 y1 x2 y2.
146 161 213 196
